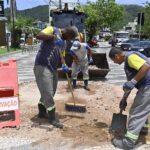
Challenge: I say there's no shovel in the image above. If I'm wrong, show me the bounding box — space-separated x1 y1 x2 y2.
110 90 130 132
110 109 127 132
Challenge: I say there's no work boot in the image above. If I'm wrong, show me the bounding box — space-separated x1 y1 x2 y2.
72 80 77 89
38 103 48 118
48 108 63 129
140 120 149 135
84 80 90 91
112 138 135 150
140 127 148 135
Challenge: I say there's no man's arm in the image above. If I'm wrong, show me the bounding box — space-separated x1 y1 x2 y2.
58 48 69 73
123 54 150 91
88 47 93 58
133 63 150 82
73 55 79 65
86 43 93 64
59 50 66 64
69 49 79 64
86 43 92 58
128 54 150 82
121 64 149 110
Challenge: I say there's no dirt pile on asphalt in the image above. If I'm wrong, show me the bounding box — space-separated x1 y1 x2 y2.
1 80 150 149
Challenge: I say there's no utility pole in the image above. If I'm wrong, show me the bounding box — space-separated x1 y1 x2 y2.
139 13 142 40
10 0 17 48
138 12 144 40
49 0 51 25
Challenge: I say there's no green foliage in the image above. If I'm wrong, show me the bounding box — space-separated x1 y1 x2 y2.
0 47 20 55
124 5 144 22
5 5 49 22
82 0 124 41
8 16 35 48
4 4 144 31
104 35 111 41
142 2 150 38
4 3 147 38
13 16 33 31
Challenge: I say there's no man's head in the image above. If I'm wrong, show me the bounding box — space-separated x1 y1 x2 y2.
70 41 81 51
109 47 125 65
62 26 78 41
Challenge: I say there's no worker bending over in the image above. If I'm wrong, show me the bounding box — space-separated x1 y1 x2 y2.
109 47 150 150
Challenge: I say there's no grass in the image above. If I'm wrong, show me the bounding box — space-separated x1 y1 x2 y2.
0 47 20 55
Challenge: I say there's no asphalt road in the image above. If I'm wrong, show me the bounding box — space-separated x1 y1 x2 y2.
0 43 148 150
0 42 126 86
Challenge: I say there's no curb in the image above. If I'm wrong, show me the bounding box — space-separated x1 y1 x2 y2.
0 50 22 58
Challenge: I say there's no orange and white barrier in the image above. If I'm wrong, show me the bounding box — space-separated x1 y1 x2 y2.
0 60 20 128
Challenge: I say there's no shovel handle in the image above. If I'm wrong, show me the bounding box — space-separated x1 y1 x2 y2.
122 90 131 100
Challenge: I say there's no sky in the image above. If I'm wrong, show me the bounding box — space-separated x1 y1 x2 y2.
4 0 150 10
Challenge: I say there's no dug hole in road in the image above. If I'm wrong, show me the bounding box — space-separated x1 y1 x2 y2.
1 80 150 150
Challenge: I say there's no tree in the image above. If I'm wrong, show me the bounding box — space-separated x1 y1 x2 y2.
142 2 150 38
81 0 124 42
8 16 34 48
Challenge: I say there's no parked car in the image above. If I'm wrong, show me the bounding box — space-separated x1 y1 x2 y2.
114 31 130 47
129 40 150 57
109 31 129 47
120 39 140 51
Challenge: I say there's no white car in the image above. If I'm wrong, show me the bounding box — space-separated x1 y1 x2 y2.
113 31 129 47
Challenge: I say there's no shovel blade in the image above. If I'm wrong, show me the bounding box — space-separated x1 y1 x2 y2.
111 113 127 132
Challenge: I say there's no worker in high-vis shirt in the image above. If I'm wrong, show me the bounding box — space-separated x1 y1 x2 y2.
109 47 150 150
34 25 78 129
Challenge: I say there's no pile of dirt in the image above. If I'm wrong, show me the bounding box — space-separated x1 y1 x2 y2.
0 80 149 149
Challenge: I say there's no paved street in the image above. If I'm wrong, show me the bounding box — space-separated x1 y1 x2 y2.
0 43 148 150
0 51 36 84
0 42 126 86
96 43 126 86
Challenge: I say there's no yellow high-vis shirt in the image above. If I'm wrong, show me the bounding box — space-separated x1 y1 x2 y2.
41 26 65 56
128 54 146 70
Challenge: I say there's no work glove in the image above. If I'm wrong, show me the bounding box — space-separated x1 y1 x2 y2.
61 64 69 73
123 79 137 91
55 35 63 47
119 99 127 111
88 57 93 65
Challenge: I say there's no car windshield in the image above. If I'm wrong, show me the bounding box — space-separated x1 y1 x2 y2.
133 41 150 48
115 33 129 38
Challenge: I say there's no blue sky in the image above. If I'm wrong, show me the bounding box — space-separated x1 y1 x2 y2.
4 0 149 10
